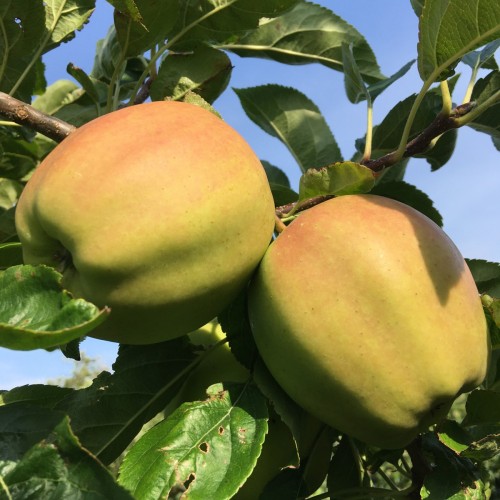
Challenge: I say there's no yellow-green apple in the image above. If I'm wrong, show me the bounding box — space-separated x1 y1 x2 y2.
15 101 275 344
248 194 490 449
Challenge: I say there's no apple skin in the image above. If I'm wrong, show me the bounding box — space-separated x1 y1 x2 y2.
248 194 490 449
15 101 275 344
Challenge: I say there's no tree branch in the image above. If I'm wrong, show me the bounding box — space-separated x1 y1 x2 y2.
0 92 76 142
361 102 475 172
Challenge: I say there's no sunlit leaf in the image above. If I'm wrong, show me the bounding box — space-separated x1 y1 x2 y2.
0 265 109 350
220 1 384 83
298 162 375 201
118 382 268 499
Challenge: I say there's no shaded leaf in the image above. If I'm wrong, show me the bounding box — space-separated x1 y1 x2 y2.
0 242 23 269
235 85 342 173
410 0 424 17
261 161 291 188
32 79 80 114
118 382 268 499
367 60 416 102
0 0 46 101
221 1 384 83
420 432 489 499
66 63 101 105
298 162 375 201
461 40 500 70
342 42 368 104
414 128 458 171
3 416 134 499
467 71 500 143
418 0 500 81
150 45 231 103
0 384 73 408
465 390 500 426
370 181 443 227
54 337 197 464
461 434 500 462
0 265 109 351
466 259 500 297
114 0 179 57
328 435 363 495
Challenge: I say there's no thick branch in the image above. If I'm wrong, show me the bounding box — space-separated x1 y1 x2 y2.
0 92 76 142
362 102 475 172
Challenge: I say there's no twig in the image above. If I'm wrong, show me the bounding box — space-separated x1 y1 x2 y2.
275 195 335 219
362 102 475 172
0 92 75 142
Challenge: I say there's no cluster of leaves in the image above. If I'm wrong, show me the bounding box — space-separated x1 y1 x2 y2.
0 0 500 498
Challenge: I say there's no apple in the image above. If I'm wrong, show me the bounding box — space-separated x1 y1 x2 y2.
248 194 490 449
15 101 275 344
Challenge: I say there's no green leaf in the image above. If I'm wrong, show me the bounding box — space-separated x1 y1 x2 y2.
220 2 384 83
328 435 363 496
54 337 197 464
32 79 80 114
0 265 109 350
342 43 368 104
43 0 96 53
170 0 299 47
107 0 143 23
298 162 375 201
218 286 257 371
2 415 134 499
461 434 500 462
114 0 179 57
365 86 459 170
0 242 23 269
410 0 425 17
150 45 231 103
261 161 291 188
235 85 342 173
418 0 500 82
370 181 443 227
414 128 458 171
118 382 268 499
420 432 489 499
367 60 416 101
465 390 500 425
66 63 101 105
467 71 500 143
0 384 73 408
437 420 473 454
466 259 500 297
0 178 22 211
461 40 500 70
0 0 46 101
261 161 297 206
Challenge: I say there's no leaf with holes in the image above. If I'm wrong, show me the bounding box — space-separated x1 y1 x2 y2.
298 162 375 202
118 382 268 500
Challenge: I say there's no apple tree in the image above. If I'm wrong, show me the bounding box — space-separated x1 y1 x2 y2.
1 1 499 499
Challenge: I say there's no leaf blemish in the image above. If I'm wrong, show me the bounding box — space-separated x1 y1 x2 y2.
218 426 225 435
199 442 209 453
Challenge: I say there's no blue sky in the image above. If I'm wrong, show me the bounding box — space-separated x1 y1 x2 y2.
1 0 498 389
